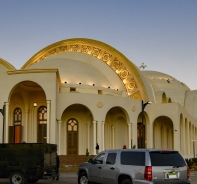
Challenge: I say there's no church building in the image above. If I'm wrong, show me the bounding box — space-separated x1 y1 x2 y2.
0 38 196 158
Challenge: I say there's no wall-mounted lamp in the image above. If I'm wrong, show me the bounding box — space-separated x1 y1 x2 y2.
108 87 110 89
79 83 81 85
65 81 67 84
116 89 118 91
33 102 37 107
93 84 95 86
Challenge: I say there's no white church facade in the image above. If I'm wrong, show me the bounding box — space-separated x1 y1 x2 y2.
0 38 197 158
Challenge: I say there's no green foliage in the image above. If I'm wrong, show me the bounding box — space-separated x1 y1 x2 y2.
84 148 89 162
185 158 195 169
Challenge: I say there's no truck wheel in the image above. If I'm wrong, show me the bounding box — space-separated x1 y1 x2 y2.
78 172 89 184
26 179 39 183
10 172 26 184
121 179 132 184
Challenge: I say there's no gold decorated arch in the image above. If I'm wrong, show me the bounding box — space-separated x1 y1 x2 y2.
22 38 148 101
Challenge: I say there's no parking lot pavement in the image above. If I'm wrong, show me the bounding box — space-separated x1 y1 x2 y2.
0 173 78 184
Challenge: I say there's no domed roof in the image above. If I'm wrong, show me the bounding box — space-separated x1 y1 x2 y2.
142 71 190 91
22 38 152 101
27 52 125 91
142 70 190 105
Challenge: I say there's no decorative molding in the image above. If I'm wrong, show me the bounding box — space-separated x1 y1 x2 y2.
132 106 136 112
97 101 103 108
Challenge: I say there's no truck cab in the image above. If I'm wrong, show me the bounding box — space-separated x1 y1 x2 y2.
0 143 58 184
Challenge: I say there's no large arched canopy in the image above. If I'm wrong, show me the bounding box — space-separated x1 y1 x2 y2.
22 38 149 101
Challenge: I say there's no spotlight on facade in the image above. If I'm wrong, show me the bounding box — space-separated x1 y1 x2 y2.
34 102 37 107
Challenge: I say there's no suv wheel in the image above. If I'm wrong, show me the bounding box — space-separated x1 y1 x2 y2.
78 172 89 184
10 172 26 184
121 179 132 184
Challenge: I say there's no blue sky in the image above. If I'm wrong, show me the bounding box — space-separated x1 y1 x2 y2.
0 0 197 89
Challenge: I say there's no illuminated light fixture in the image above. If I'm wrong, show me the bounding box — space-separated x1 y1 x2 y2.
34 84 37 107
79 83 81 85
33 102 37 107
93 84 95 86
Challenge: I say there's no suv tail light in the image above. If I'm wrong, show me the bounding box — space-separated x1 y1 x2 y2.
144 166 152 181
187 166 190 179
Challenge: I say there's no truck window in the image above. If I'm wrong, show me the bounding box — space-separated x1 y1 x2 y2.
121 151 145 166
150 151 186 166
106 153 117 165
94 153 105 164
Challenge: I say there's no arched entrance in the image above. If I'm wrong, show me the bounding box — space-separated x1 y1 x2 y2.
9 81 47 143
137 111 149 148
61 104 93 155
105 107 129 149
153 116 174 149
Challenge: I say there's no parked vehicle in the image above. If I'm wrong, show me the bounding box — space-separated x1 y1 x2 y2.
78 149 191 184
0 143 58 184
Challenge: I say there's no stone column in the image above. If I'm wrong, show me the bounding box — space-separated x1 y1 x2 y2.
101 121 105 151
25 109 29 142
173 124 180 151
97 121 102 151
92 120 97 155
112 125 115 149
87 124 90 152
46 100 51 143
5 102 9 143
128 123 131 149
57 120 62 155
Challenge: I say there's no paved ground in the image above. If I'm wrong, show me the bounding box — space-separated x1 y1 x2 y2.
0 173 197 184
0 173 78 184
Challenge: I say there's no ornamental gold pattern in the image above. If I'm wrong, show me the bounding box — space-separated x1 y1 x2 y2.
102 52 112 63
111 58 122 70
119 67 131 79
81 45 91 53
91 47 101 57
23 39 150 101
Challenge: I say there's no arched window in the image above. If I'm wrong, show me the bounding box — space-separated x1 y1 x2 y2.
37 106 47 143
14 108 22 125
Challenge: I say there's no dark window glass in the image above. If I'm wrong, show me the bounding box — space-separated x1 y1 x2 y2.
94 153 105 164
150 151 186 166
106 153 117 165
121 151 145 166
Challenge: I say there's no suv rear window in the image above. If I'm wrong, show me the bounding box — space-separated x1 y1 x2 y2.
150 151 186 166
121 151 145 166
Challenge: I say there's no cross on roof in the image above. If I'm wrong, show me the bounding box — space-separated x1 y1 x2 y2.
139 62 147 70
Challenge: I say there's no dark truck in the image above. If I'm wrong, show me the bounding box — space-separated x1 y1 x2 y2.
0 143 58 184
